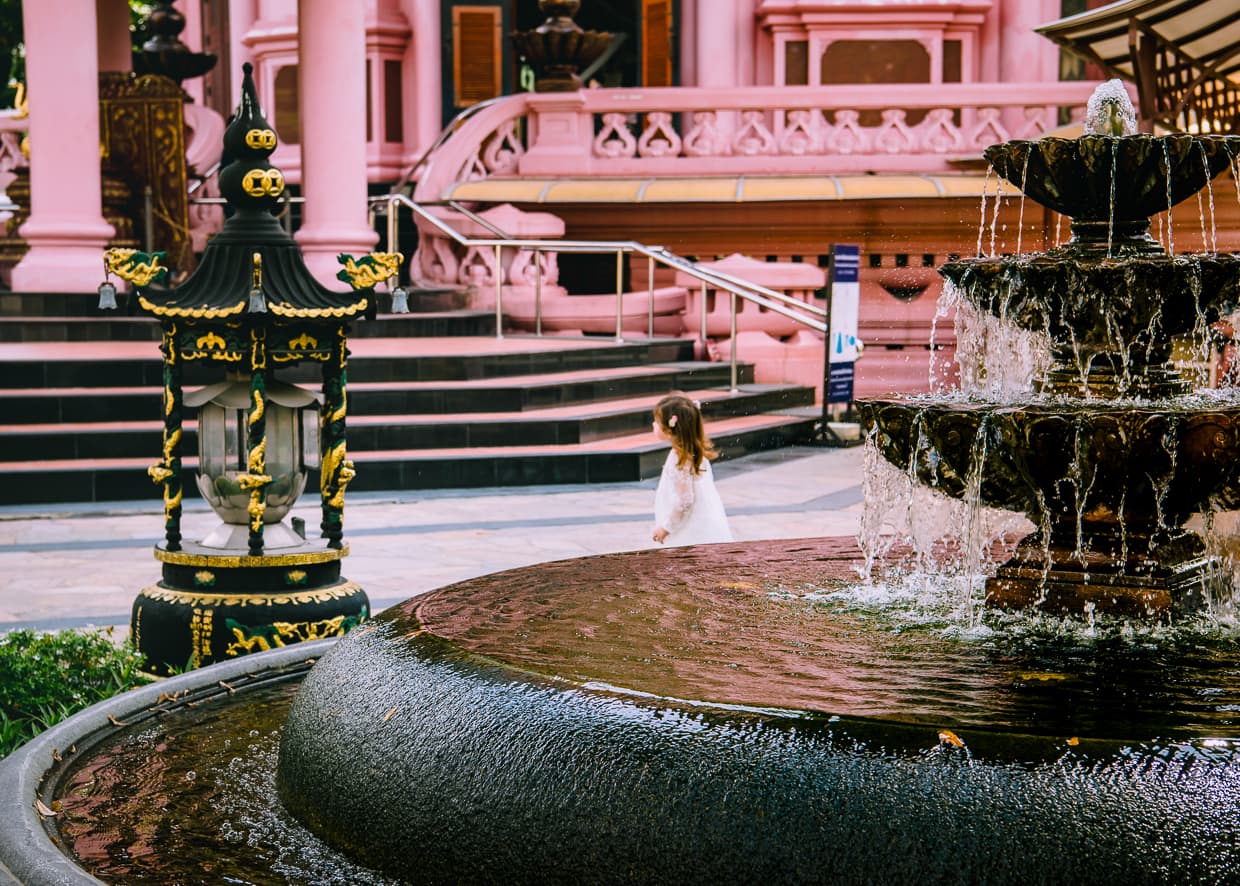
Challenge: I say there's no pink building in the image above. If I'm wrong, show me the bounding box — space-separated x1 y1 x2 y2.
9 0 1219 398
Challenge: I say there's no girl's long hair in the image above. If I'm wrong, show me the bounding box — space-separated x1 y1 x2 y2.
654 393 717 474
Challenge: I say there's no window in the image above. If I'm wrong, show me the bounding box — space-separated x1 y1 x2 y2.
453 6 503 106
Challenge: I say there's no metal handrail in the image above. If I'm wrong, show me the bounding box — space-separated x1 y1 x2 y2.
187 161 221 196
378 192 828 393
389 95 514 197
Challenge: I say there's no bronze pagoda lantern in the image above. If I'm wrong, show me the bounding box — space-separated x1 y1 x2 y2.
104 64 399 674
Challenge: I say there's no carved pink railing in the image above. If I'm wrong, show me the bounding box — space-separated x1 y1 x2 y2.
414 81 1104 201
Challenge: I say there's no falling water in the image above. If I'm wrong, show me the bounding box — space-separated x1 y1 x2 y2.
859 427 1030 603
1015 152 1031 255
989 173 1004 257
948 282 1049 398
1163 141 1176 255
1107 140 1118 257
1230 148 1240 214
1200 142 1218 253
926 285 956 393
1054 213 1063 248
976 167 992 258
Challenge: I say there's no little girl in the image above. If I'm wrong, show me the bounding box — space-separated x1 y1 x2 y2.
651 393 734 546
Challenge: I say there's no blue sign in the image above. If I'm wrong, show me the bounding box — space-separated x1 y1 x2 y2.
828 361 855 402
826 245 860 404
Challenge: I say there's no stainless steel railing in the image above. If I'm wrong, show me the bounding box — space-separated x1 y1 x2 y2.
184 187 829 393
374 193 828 393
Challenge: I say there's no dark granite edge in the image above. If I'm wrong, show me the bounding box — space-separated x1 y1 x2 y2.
0 640 337 886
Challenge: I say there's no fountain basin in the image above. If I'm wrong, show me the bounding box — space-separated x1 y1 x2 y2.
940 253 1240 364
861 395 1240 521
984 135 1240 226
6 539 1240 884
859 396 1240 614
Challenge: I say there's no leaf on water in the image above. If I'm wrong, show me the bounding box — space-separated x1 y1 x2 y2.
34 799 58 817
938 729 965 748
107 714 129 727
1067 736 1080 746
219 680 236 694
383 706 399 722
51 749 61 762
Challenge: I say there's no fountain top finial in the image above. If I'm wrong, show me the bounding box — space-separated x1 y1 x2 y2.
1083 79 1137 137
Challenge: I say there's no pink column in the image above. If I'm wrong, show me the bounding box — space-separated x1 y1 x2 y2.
11 0 115 293
1000 0 1059 83
734 0 756 86
999 0 1062 134
404 0 441 154
679 0 696 87
696 0 738 137
96 0 132 73
178 0 206 105
295 0 377 289
696 0 737 88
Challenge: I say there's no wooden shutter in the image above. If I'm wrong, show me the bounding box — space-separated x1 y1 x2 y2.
642 0 673 87
453 6 502 106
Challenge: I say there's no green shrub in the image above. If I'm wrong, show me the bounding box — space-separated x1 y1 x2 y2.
0 627 146 759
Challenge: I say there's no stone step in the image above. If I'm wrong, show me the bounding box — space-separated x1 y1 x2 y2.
0 384 809 462
0 287 472 318
0 312 820 504
0 309 497 343
0 336 697 389
0 411 817 504
0 362 744 425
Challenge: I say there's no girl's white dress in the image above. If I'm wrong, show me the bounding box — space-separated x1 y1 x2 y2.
654 451 733 546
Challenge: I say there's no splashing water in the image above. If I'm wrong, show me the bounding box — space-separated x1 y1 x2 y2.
946 281 1049 398
1083 79 1137 136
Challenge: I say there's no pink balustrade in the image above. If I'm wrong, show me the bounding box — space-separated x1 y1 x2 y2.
414 82 1100 201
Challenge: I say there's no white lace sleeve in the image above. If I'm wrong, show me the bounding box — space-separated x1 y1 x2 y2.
658 462 696 532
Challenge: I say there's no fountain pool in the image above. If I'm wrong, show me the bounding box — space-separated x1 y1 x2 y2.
3 539 1240 884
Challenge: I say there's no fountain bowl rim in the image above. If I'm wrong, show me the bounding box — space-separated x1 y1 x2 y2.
0 640 335 886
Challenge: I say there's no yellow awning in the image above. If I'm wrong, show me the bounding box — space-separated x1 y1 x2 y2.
442 174 1023 204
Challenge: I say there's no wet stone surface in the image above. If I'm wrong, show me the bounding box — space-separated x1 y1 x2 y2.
398 537 1240 739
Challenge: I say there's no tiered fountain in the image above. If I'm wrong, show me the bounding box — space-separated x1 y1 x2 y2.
3 83 1240 886
860 82 1240 619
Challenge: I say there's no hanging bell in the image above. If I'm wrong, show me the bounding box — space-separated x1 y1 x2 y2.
248 251 267 312
97 280 118 311
390 286 409 314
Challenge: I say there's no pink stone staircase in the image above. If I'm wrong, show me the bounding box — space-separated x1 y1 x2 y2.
0 293 817 505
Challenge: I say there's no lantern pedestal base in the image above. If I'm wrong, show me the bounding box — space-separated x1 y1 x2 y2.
132 544 369 675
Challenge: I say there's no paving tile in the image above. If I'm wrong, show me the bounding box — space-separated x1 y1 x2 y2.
0 445 867 633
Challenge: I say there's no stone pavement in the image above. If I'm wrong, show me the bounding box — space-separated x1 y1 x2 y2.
0 445 865 634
